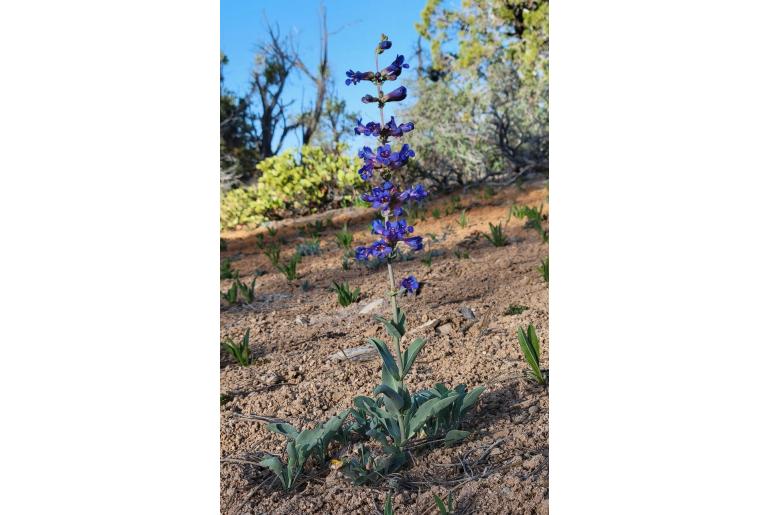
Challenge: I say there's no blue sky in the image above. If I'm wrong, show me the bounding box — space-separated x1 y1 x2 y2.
220 0 427 151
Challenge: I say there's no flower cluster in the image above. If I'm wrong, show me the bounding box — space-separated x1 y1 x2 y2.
360 181 426 217
353 116 414 139
345 36 426 292
344 54 410 87
355 219 423 261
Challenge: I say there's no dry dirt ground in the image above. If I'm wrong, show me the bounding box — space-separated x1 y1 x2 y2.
220 181 549 514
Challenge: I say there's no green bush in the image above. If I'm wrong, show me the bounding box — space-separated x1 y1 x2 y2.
220 145 363 230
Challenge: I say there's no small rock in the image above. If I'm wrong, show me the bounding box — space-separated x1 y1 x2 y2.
523 454 545 470
459 306 476 320
261 372 282 385
295 315 310 326
437 323 454 335
529 405 540 415
407 318 439 335
328 345 378 362
490 447 503 456
358 298 384 314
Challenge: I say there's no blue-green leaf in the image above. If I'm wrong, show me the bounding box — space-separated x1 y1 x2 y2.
460 386 485 416
369 337 400 382
267 422 299 440
407 395 459 438
402 337 427 377
258 455 287 489
374 383 405 413
444 429 470 446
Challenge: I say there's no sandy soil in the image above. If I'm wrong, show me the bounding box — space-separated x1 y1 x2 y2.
220 182 549 514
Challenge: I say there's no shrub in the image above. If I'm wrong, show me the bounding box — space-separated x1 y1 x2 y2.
220 144 364 230
331 281 360 307
220 187 263 230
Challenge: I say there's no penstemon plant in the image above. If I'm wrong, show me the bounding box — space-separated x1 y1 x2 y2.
343 35 483 480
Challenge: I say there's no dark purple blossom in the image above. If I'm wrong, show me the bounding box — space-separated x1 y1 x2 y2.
361 181 428 216
382 86 407 103
361 94 379 104
354 119 382 137
361 181 397 212
398 184 427 203
354 239 393 261
379 40 392 50
376 144 395 166
358 162 374 180
403 236 423 251
383 116 414 138
357 146 381 180
385 144 415 169
400 275 419 294
345 70 375 86
354 246 370 261
371 219 418 250
380 55 409 81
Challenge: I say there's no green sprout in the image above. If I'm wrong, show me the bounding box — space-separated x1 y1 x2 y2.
296 237 321 256
538 256 549 282
504 304 529 316
483 222 508 247
275 254 301 281
222 328 251 366
331 281 361 307
335 224 354 249
220 259 236 280
457 209 469 228
509 204 548 242
517 324 546 385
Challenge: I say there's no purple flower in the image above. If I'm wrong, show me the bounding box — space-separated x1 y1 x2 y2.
358 146 376 161
403 236 423 251
357 146 382 180
400 275 419 294
361 181 427 216
379 40 392 50
380 55 409 81
368 239 393 260
354 246 370 261
399 184 427 203
354 119 381 137
361 181 397 212
383 144 415 169
345 69 375 86
376 144 394 166
382 86 407 103
383 117 414 138
372 219 415 246
358 162 374 180
361 94 379 104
